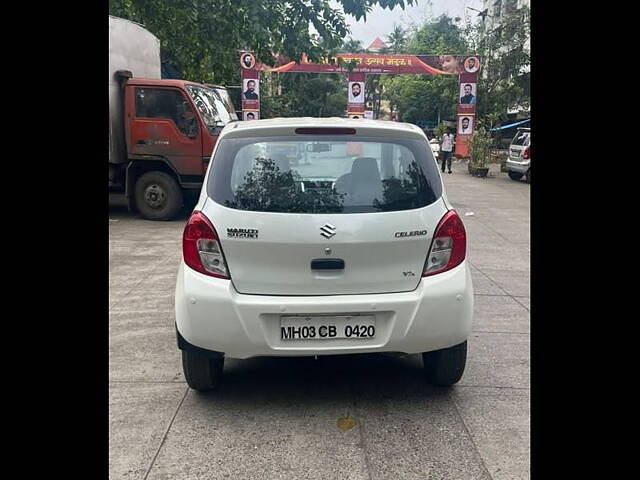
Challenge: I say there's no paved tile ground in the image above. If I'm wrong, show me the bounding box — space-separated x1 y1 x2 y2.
109 161 529 479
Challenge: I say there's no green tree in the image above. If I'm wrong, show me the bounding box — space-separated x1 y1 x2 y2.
463 5 530 123
261 72 347 118
381 14 467 124
342 37 366 53
109 0 416 85
385 24 407 54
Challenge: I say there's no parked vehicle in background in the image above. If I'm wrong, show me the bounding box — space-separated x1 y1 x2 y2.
109 16 238 220
175 118 474 392
429 137 441 160
505 128 530 183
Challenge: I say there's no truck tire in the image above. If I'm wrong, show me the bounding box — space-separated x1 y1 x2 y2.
422 341 467 386
182 350 224 392
134 171 183 220
508 171 523 181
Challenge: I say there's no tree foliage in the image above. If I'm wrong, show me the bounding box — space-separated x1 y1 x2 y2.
385 24 407 54
109 0 415 85
380 15 466 125
261 72 347 118
379 9 530 126
463 6 530 121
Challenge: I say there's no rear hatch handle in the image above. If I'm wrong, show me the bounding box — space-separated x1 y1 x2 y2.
311 259 345 270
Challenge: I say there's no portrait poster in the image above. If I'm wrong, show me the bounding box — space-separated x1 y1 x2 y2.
459 83 477 105
463 56 480 73
458 115 474 135
242 79 260 101
348 81 365 103
240 52 256 70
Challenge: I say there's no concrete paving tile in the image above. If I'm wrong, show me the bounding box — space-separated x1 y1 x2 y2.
472 295 529 334
467 246 529 272
470 267 505 296
147 356 370 480
514 297 530 311
109 309 175 330
479 269 530 297
460 333 529 389
343 355 492 480
110 287 133 310
110 290 175 314
109 383 187 480
109 325 183 382
450 387 530 480
135 271 180 292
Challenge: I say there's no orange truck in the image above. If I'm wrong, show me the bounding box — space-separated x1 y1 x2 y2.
109 16 238 220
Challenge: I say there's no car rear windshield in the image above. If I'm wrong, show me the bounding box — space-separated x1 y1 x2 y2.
207 135 442 214
511 131 530 146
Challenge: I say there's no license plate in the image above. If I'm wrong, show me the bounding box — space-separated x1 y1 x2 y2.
280 315 375 340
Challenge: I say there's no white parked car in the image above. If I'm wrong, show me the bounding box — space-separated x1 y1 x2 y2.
175 118 474 391
429 137 441 159
505 127 530 183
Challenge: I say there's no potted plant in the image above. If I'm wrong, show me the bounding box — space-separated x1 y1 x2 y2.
468 127 492 178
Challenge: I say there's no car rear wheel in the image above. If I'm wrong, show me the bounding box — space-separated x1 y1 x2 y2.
182 350 224 392
134 171 183 221
525 169 530 183
508 171 523 181
422 341 467 386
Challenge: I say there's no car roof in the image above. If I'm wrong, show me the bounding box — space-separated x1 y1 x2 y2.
221 117 427 140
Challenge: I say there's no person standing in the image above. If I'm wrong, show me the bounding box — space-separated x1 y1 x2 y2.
441 128 455 174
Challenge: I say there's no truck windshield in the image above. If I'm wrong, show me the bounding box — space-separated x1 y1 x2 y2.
186 85 238 133
212 87 238 120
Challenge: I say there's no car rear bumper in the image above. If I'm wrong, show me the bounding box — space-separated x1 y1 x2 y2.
175 261 474 359
506 158 530 174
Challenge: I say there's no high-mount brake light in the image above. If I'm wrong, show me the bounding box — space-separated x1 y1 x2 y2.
183 211 230 279
423 210 467 277
295 128 356 135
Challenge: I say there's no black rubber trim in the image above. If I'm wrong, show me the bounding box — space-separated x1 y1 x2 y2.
311 258 345 270
176 325 224 358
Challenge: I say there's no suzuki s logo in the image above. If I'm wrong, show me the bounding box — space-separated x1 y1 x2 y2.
320 224 336 239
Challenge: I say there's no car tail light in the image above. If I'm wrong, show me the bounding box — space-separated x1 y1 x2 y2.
183 211 230 279
423 210 467 277
522 146 530 159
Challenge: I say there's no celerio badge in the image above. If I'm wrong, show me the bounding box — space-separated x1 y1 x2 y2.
395 230 427 238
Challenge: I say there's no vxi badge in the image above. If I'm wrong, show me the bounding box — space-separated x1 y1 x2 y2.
395 229 428 238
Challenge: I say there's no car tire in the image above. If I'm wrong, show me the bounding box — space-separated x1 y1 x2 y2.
508 171 523 181
525 169 530 183
422 341 467 386
182 350 224 392
134 171 183 221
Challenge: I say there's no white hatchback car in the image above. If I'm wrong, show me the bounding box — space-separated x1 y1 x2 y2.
175 118 473 391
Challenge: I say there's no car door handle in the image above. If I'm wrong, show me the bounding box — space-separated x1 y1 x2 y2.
311 259 345 270
136 139 148 145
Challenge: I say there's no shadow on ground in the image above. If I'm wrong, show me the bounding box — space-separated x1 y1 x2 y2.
195 352 449 404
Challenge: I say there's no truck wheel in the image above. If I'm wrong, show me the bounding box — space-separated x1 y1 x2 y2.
182 350 224 392
134 171 183 220
508 171 523 181
422 341 467 386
